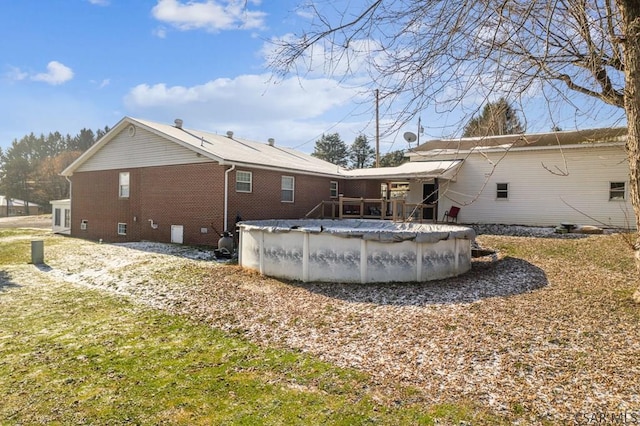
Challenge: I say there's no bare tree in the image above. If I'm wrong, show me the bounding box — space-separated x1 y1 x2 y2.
269 0 640 302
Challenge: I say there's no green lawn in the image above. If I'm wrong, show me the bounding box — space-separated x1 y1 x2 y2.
0 229 497 425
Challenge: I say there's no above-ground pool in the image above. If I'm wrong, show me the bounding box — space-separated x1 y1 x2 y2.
237 219 475 283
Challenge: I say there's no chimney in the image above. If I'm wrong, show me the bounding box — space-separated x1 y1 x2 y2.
174 118 183 129
268 138 275 146
226 131 234 138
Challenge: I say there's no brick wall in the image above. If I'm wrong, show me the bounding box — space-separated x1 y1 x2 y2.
228 168 345 223
70 163 350 246
71 163 226 245
342 180 383 198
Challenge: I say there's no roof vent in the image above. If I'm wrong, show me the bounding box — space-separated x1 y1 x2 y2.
268 138 275 146
174 119 183 129
226 131 234 138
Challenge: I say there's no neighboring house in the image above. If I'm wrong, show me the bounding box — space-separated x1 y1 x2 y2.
50 199 71 234
61 117 456 245
408 127 634 228
0 196 42 217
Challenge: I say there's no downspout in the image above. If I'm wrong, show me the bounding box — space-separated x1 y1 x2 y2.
223 164 236 232
65 176 72 233
65 176 72 199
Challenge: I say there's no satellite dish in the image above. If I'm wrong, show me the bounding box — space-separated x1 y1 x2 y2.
403 132 417 143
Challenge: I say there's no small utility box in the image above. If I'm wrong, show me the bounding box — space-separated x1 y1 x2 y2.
31 240 44 265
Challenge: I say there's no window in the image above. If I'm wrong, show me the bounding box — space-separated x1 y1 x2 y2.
282 176 295 202
117 223 127 235
236 171 252 193
80 220 88 230
64 209 71 228
330 181 339 198
496 183 509 199
54 208 61 227
610 182 626 200
119 172 130 198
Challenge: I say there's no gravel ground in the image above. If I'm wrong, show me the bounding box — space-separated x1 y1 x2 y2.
6 224 639 423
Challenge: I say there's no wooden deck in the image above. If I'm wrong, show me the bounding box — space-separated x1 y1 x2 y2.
305 196 437 223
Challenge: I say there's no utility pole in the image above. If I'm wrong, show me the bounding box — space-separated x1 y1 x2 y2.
375 89 380 168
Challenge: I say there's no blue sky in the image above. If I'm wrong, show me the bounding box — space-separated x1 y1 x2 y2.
0 0 628 155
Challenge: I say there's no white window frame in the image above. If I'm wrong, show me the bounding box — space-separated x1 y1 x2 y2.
54 208 61 227
496 182 509 200
609 181 626 201
330 181 339 198
236 171 252 193
119 172 130 198
117 222 127 236
80 220 88 231
64 209 71 228
281 176 295 203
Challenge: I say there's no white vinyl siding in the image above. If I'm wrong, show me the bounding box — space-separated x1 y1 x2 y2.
76 126 213 172
282 176 294 202
236 171 252 193
425 145 633 228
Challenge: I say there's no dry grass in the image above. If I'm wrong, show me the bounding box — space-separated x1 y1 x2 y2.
8 228 640 424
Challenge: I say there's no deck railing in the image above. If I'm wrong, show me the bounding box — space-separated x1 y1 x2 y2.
305 196 436 223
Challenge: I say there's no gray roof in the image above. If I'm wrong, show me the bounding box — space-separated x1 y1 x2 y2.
0 196 40 207
412 127 627 154
342 160 463 180
63 117 464 181
129 118 346 176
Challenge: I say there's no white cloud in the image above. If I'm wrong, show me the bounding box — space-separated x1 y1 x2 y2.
31 61 74 85
151 0 266 33
123 73 377 150
5 66 28 82
152 27 167 38
87 0 110 5
91 78 111 89
125 74 362 120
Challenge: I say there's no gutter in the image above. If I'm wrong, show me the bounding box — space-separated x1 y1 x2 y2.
409 141 626 157
223 164 236 232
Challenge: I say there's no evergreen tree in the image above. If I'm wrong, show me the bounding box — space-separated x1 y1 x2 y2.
0 125 104 213
349 134 375 169
379 150 407 167
311 133 349 167
462 98 525 137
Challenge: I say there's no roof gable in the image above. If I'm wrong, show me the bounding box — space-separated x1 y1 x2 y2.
63 117 345 177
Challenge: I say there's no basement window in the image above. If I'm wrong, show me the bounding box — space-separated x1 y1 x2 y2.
609 182 626 201
496 183 509 199
117 223 127 236
119 172 130 198
236 171 252 193
282 176 295 202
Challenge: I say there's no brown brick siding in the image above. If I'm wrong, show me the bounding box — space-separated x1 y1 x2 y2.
228 168 345 223
70 163 354 246
342 180 383 198
71 163 226 245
